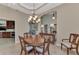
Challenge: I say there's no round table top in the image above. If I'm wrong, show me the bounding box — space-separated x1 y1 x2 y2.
24 37 44 46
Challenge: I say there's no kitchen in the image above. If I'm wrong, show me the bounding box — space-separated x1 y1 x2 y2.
0 19 15 48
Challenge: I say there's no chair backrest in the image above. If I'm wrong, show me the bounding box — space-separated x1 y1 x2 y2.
69 33 77 43
19 36 25 48
23 33 28 38
39 33 55 43
74 34 79 44
28 34 33 39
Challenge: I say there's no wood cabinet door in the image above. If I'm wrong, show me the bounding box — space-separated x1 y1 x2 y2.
7 21 15 29
0 32 2 38
2 32 10 38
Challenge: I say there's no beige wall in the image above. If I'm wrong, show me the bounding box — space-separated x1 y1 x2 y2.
0 5 29 43
52 3 79 46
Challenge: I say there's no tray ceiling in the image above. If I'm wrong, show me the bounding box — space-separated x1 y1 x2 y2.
0 3 63 16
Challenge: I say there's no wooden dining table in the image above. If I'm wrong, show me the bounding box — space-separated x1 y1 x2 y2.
24 36 44 54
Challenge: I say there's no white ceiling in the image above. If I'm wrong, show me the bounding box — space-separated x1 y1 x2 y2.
0 3 63 16
19 3 46 10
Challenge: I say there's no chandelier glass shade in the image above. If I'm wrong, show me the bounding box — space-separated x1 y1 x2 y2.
28 4 41 24
28 15 41 23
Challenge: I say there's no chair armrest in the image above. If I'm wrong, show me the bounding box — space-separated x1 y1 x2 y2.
74 42 79 45
62 39 69 42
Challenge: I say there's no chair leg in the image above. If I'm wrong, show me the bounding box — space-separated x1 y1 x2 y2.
24 50 27 55
48 48 50 55
61 43 62 50
20 48 23 55
48 51 50 55
67 48 69 55
76 45 79 55
24 48 28 55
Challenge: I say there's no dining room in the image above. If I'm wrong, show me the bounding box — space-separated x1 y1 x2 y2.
17 4 57 55
0 3 79 55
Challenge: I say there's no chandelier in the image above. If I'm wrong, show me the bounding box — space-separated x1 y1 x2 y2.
28 3 41 24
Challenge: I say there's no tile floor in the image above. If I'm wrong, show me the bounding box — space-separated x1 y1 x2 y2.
0 38 77 55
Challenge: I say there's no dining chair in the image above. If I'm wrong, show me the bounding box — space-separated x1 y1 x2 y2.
75 35 79 54
61 33 79 55
39 33 55 44
35 35 50 55
19 36 33 55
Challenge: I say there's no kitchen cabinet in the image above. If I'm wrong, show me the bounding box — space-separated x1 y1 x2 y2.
0 20 15 38
2 32 10 38
1 32 15 38
0 32 2 38
6 21 15 29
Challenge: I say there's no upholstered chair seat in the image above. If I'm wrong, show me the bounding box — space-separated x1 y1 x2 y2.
25 46 33 51
35 47 43 53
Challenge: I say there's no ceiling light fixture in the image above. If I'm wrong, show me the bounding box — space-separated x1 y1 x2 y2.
28 3 41 24
52 11 56 20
